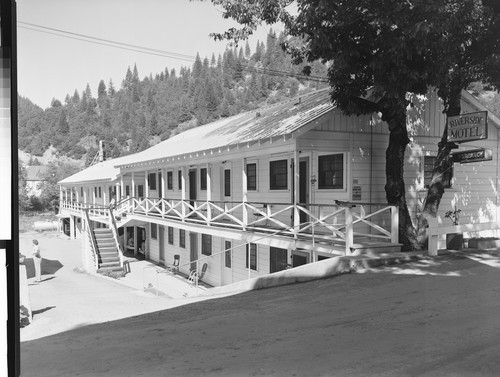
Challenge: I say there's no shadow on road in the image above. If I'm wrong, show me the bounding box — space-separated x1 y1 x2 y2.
22 258 64 279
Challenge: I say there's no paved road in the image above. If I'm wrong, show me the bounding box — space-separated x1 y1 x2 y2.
20 244 500 377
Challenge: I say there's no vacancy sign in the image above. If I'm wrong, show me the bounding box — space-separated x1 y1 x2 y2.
447 111 488 143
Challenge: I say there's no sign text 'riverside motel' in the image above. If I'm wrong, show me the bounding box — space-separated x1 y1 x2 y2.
447 111 488 143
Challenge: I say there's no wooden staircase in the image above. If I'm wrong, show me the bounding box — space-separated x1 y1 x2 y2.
93 228 123 273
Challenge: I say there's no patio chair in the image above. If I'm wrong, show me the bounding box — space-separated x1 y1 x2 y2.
188 263 208 284
167 254 180 274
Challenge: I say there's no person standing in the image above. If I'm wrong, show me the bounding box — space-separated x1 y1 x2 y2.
32 239 42 282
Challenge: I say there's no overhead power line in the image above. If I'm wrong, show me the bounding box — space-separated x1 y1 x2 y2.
18 21 329 83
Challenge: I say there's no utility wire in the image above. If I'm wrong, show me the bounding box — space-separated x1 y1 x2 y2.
18 21 328 83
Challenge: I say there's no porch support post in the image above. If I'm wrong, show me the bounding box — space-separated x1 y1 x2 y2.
133 226 138 257
103 185 107 206
345 206 354 255
75 186 79 202
206 163 212 224
181 167 186 218
145 170 149 212
293 150 300 236
83 187 87 205
120 175 124 199
92 186 96 205
160 168 165 198
59 186 63 205
131 172 136 197
242 158 248 228
391 205 399 244
70 215 75 239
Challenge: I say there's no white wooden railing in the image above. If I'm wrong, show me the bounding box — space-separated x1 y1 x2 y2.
427 218 500 256
62 197 398 255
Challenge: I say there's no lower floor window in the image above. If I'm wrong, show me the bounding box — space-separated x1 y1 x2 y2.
202 234 212 256
246 243 258 270
225 241 231 268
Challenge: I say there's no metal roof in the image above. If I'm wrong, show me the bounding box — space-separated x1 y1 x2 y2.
116 88 334 168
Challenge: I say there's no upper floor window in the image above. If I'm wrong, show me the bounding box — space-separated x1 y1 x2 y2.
98 187 102 198
424 156 453 188
125 185 130 196
318 154 344 189
270 160 287 190
224 169 231 197
137 185 144 198
246 163 257 190
200 168 207 190
178 170 182 190
148 173 157 190
167 171 173 190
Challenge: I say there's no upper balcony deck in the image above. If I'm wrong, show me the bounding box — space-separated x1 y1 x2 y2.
60 197 399 255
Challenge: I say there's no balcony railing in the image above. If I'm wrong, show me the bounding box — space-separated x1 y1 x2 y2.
61 197 398 254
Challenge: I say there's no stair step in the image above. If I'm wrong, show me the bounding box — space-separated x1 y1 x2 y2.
350 243 402 255
97 266 124 273
99 261 121 268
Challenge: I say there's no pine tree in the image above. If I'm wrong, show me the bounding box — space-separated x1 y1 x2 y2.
97 80 107 98
192 53 203 78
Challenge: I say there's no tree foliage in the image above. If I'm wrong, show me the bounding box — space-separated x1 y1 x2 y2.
207 0 500 250
18 30 327 162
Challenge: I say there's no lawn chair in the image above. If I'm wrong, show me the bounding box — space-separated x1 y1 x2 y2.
188 263 208 285
167 254 180 274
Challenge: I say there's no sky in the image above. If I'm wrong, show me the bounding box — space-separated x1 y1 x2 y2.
17 0 277 109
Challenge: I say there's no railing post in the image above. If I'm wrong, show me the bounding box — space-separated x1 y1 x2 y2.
345 206 354 255
391 205 399 244
428 217 439 256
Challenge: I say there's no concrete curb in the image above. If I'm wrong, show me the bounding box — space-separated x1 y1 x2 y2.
201 251 423 298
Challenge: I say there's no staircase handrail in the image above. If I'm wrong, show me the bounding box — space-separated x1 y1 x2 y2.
83 208 99 272
108 206 124 268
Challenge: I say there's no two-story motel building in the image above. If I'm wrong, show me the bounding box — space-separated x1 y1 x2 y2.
58 88 500 287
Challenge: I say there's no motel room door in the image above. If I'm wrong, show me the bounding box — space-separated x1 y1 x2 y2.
222 240 233 285
189 232 198 271
291 158 310 226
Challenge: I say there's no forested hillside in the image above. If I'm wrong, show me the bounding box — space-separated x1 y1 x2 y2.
18 31 328 165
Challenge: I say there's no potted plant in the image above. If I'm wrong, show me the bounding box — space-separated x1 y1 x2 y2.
445 206 463 250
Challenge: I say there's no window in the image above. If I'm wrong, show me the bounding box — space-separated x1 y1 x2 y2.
148 173 157 190
224 169 231 197
98 187 102 198
200 168 207 190
270 247 287 273
125 185 130 196
94 187 97 198
137 185 144 198
168 226 174 245
424 156 453 188
225 241 232 268
80 187 83 197
270 160 288 190
151 223 157 240
246 163 257 190
246 243 258 270
201 234 212 256
178 170 182 190
179 229 185 248
318 154 344 189
167 171 173 190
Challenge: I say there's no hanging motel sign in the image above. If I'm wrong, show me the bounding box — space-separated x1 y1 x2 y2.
447 111 488 143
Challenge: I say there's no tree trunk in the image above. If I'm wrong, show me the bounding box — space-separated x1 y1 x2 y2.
416 89 462 247
382 99 419 251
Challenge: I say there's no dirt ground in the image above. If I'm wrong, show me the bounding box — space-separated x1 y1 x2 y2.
19 231 500 377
